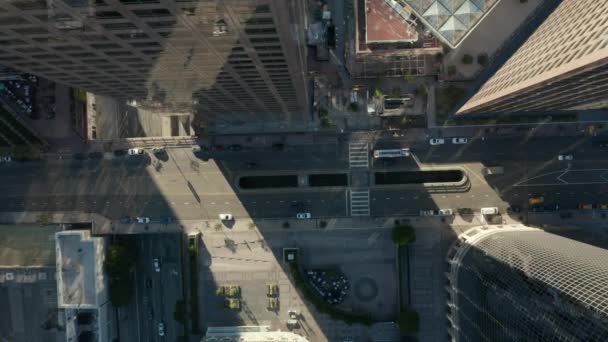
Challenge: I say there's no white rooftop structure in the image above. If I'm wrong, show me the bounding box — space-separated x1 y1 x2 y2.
56 230 107 309
56 230 113 342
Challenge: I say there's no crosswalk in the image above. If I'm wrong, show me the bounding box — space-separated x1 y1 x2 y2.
350 189 370 216
349 142 369 168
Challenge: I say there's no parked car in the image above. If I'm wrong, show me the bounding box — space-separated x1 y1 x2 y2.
296 212 311 219
437 209 453 216
158 322 165 336
272 143 285 151
128 148 144 155
191 145 202 152
528 196 544 205
530 206 545 212
152 146 165 155
119 216 132 224
0 156 12 162
508 205 522 213
153 258 161 272
451 137 468 144
227 144 243 151
136 217 150 224
113 149 127 157
219 213 233 221
73 153 87 160
578 203 593 209
159 216 174 224
419 210 435 216
458 208 474 215
88 152 103 159
558 154 573 161
429 138 445 145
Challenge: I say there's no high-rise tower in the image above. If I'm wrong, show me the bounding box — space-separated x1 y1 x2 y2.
0 0 308 129
446 225 608 341
457 0 608 114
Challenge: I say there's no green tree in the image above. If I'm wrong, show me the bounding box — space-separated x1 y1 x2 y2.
462 54 473 64
397 310 420 333
477 53 489 66
447 65 457 76
392 224 416 245
104 244 135 307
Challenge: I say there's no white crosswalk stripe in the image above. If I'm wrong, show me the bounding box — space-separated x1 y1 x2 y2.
349 142 369 168
350 189 370 216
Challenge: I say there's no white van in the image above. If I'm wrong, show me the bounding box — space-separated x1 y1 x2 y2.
480 207 499 215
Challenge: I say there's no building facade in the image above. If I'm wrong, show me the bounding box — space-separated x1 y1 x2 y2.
445 225 608 341
0 0 308 130
457 0 608 114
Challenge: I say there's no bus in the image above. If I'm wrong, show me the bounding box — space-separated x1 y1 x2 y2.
373 148 410 158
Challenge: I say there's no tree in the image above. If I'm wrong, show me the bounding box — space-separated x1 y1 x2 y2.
392 224 416 245
462 54 473 65
447 65 457 76
477 53 489 66
347 102 359 112
397 310 420 333
104 244 136 307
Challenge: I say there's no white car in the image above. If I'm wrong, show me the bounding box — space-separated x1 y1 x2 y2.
128 148 144 155
158 322 165 336
419 210 435 216
136 217 150 224
0 156 11 162
153 258 160 272
296 213 311 219
219 213 233 221
558 154 573 161
452 137 468 144
437 209 453 216
429 138 445 145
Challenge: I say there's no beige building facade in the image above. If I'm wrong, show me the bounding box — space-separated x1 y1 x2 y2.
0 0 308 129
457 0 608 114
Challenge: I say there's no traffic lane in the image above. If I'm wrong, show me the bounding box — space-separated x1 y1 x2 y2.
201 146 348 172
236 191 349 218
502 184 608 209
369 188 507 216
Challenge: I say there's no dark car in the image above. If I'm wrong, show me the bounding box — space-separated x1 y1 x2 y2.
113 149 127 157
544 204 560 211
159 216 174 224
530 206 545 212
119 216 132 224
593 140 608 148
458 208 474 215
145 278 152 289
246 162 258 169
227 144 243 151
380 158 396 166
73 153 87 160
291 201 305 211
272 143 285 151
88 152 103 159
508 205 522 213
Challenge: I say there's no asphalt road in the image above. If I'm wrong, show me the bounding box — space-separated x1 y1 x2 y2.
133 234 183 342
1 136 608 220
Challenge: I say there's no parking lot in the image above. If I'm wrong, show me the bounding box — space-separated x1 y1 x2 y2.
200 228 399 341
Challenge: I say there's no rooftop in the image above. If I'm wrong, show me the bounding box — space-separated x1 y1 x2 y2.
400 0 500 47
0 224 61 267
56 230 106 309
366 0 418 43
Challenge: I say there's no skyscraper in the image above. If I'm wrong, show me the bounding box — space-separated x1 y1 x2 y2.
457 0 608 114
0 0 308 129
445 225 608 341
